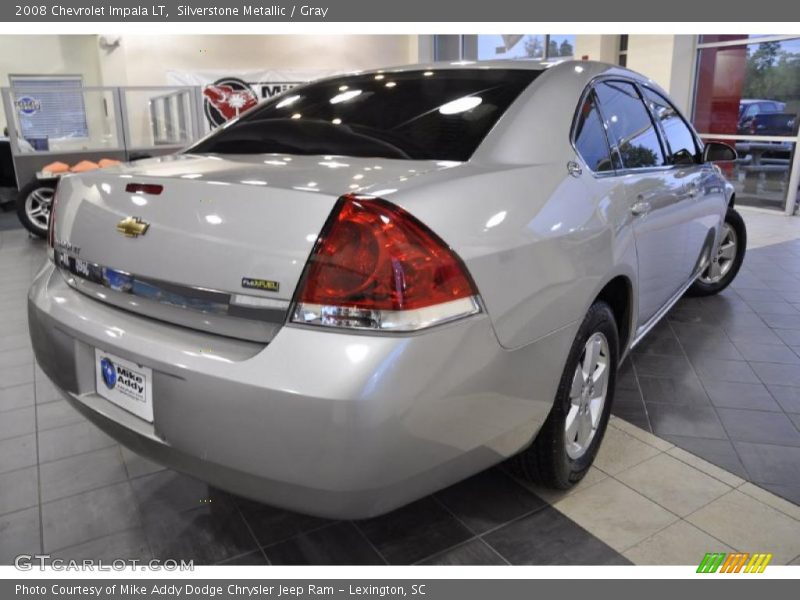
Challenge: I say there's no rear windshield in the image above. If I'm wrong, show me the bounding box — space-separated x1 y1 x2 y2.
189 69 540 161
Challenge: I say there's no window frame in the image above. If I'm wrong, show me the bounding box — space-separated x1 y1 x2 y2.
572 75 706 177
569 87 617 176
638 83 703 166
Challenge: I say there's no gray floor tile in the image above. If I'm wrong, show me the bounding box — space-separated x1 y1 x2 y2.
0 348 33 369
0 433 37 475
357 497 472 565
484 506 623 565
611 405 651 431
0 506 41 564
217 550 269 566
0 384 34 413
632 334 683 357
39 446 127 503
131 470 230 521
682 339 744 362
34 378 63 405
717 408 800 447
733 441 800 487
38 421 117 464
0 466 38 516
435 467 546 535
264 522 384 565
759 482 800 507
734 342 800 365
0 334 30 353
52 528 152 561
121 447 165 479
702 380 782 411
42 481 142 552
774 328 800 346
691 358 760 384
746 301 800 315
0 365 33 389
760 313 800 330
663 435 749 480
36 400 85 431
789 412 800 432
751 361 800 386
421 539 506 566
646 403 727 439
638 375 710 406
144 501 257 565
632 354 694 379
766 385 800 413
0 406 35 441
236 497 331 548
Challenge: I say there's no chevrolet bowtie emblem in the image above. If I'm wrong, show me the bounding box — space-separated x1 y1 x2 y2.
116 216 150 238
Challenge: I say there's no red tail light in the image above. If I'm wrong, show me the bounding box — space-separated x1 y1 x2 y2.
125 183 163 195
291 194 480 331
47 183 59 250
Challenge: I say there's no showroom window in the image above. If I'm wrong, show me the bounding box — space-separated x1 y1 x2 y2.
9 75 89 142
434 35 575 63
618 35 629 67
594 80 666 169
693 35 800 213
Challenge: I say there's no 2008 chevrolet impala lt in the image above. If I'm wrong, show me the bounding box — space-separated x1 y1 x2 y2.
28 60 745 518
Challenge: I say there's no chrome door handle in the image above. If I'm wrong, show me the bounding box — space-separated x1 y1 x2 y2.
631 201 651 216
686 183 698 198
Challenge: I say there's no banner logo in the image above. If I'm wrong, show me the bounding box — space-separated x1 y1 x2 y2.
202 77 260 127
697 552 773 573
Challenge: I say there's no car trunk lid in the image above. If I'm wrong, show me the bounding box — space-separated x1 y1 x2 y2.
52 153 450 343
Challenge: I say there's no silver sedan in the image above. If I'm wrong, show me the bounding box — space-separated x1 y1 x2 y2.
28 60 744 518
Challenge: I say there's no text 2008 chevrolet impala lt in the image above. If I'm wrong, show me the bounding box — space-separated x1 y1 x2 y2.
28 61 745 518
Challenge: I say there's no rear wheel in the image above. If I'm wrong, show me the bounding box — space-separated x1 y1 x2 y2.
687 207 746 297
16 179 57 238
510 301 618 488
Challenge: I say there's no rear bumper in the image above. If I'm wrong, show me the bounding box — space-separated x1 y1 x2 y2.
28 262 576 518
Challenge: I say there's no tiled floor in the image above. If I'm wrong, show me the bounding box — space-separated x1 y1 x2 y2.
2 207 800 566
615 208 800 505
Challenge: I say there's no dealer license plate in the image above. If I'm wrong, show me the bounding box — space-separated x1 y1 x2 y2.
95 349 153 422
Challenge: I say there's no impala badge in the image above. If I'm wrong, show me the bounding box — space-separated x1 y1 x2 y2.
116 217 150 238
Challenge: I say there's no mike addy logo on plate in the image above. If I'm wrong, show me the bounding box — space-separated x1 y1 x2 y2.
100 357 145 401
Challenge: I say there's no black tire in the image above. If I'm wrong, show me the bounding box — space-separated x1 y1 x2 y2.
686 207 746 297
510 301 619 488
16 179 57 238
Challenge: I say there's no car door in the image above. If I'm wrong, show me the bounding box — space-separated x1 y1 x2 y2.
593 80 687 327
641 86 721 282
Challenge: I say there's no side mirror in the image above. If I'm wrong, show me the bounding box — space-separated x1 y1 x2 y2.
703 141 737 163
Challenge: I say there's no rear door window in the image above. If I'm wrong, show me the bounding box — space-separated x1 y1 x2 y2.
642 87 699 165
573 91 614 172
594 80 666 169
190 69 540 161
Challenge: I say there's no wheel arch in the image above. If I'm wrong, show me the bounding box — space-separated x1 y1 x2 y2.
593 274 634 357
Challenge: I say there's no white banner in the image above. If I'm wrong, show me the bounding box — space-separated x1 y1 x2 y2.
166 68 338 128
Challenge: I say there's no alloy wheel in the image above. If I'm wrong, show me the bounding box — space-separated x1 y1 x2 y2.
564 332 610 460
24 186 54 232
699 223 738 284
